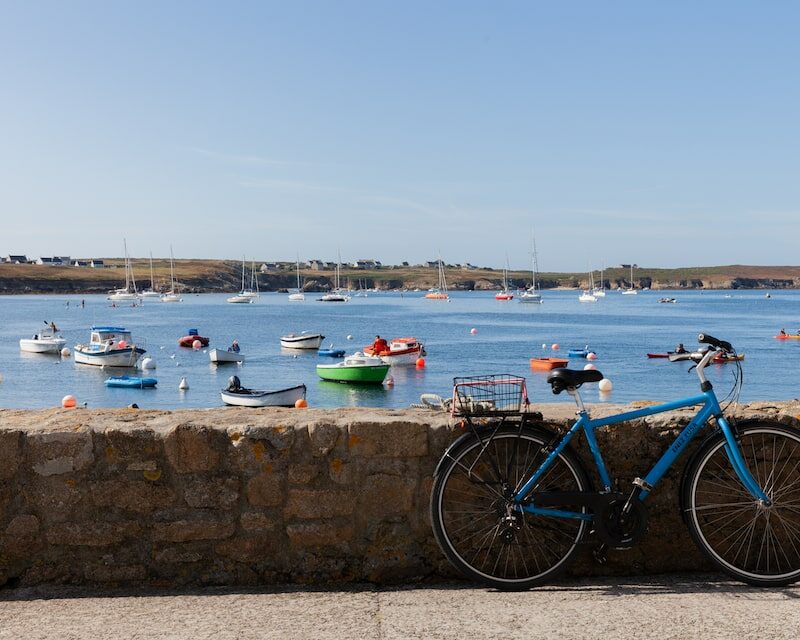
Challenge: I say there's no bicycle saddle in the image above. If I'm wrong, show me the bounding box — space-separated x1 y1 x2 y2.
546 368 604 394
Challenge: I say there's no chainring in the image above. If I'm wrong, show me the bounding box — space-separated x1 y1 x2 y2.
594 498 648 549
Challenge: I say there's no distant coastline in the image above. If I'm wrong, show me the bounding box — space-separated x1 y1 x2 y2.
0 260 798 295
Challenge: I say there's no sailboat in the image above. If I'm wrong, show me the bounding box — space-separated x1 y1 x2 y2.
227 257 256 303
240 260 260 300
318 252 350 302
160 246 182 302
519 234 543 304
593 263 606 297
108 239 140 301
140 252 161 298
622 264 638 295
425 257 449 300
579 271 597 303
288 256 305 301
495 255 514 301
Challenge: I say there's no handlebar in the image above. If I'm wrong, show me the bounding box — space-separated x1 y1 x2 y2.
698 333 733 352
668 334 737 390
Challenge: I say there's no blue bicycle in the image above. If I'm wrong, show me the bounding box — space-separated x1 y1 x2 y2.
430 334 800 589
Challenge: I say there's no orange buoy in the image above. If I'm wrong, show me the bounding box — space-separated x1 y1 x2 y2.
551 343 560 350
295 398 308 408
470 328 478 335
61 394 77 409
192 340 202 350
587 352 597 360
416 357 426 368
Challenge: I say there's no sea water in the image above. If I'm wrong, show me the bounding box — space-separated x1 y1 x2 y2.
0 290 797 410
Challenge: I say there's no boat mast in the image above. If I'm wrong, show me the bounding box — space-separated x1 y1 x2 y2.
169 245 176 294
149 252 156 291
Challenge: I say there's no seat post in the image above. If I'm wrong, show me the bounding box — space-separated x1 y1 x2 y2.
567 387 587 414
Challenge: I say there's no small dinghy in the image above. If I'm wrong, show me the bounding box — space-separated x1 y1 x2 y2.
220 376 306 407
318 348 346 358
567 348 591 358
280 332 325 349
105 376 157 388
529 357 569 371
178 329 210 348
209 348 245 364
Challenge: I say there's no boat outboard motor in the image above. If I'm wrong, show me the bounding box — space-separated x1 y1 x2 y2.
227 375 242 392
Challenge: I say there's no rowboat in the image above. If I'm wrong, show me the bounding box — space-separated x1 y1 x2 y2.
221 377 306 407
567 348 592 358
529 357 569 371
73 326 146 367
209 348 245 364
105 376 157 388
280 332 325 350
19 327 66 354
316 353 390 384
363 337 425 365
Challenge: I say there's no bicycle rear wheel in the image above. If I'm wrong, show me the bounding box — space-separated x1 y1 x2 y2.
684 421 800 586
430 425 590 590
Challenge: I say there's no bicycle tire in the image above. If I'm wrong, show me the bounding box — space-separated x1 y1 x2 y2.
430 424 590 590
683 421 800 586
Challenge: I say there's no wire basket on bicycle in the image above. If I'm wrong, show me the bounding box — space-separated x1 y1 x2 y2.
451 374 528 416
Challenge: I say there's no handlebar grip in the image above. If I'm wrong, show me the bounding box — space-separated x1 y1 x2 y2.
698 333 733 352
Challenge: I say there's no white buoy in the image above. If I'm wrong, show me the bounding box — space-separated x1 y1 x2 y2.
140 357 156 370
542 343 547 349
384 375 395 386
598 378 613 392
179 377 189 390
346 335 353 340
170 354 176 359
584 363 597 371
60 347 71 357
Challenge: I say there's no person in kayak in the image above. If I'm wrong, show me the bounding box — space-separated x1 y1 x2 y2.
674 343 687 354
372 335 389 354
780 328 787 336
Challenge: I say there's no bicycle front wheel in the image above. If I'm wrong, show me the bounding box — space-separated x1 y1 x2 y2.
430 426 590 590
684 421 800 586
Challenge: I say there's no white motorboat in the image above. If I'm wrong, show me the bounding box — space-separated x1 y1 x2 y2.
226 294 254 304
363 337 426 365
73 326 146 367
19 326 66 354
108 239 140 301
221 377 305 407
280 332 325 349
209 348 245 364
578 291 597 303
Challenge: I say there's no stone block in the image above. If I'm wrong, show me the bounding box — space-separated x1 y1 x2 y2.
0 431 22 479
286 522 354 548
347 422 428 458
214 536 279 563
85 563 147 583
45 521 140 547
244 425 296 452
246 472 284 507
90 480 177 514
154 546 204 564
308 422 341 457
101 428 163 469
284 489 354 519
329 458 357 485
288 464 319 485
184 477 240 509
152 519 236 543
357 474 416 518
164 423 224 474
27 430 94 476
5 514 40 537
24 476 89 524
240 512 278 532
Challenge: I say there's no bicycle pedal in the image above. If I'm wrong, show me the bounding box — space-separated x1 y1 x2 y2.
591 547 608 565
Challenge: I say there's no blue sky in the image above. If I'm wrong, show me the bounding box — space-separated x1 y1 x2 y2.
1 1 798 270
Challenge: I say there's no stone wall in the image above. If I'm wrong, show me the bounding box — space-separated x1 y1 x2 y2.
0 402 798 587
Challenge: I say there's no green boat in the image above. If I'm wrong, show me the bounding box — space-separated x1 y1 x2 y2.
316 353 390 384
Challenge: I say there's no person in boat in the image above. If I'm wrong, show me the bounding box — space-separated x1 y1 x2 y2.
674 343 687 354
49 321 59 333
371 335 389 355
229 339 240 353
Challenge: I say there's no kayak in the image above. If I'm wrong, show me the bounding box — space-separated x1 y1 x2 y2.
647 353 670 359
713 353 745 363
774 334 800 340
105 376 157 388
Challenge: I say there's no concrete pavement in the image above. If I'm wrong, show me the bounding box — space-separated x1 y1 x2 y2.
1 574 798 640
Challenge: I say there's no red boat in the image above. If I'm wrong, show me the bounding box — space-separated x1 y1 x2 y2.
495 292 514 301
364 337 425 365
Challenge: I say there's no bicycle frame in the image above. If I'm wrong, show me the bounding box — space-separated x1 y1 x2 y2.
515 389 771 521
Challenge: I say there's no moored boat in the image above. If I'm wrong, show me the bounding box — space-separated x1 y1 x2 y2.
363 337 426 365
19 326 66 354
221 376 306 407
425 257 449 300
774 333 800 340
73 326 146 367
105 376 157 388
318 347 346 358
280 332 325 349
178 329 210 348
209 348 245 364
529 357 569 371
316 353 390 384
